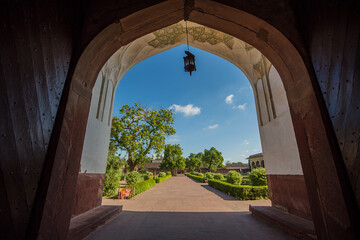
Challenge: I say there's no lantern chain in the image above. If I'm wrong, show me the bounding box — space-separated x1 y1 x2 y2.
186 21 189 52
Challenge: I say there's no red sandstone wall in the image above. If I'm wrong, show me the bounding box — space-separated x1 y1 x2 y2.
0 1 85 238
267 175 312 220
72 173 105 217
290 0 360 210
1 0 359 239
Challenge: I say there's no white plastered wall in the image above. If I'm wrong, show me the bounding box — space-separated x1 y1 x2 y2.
257 66 303 175
80 21 303 176
80 73 113 173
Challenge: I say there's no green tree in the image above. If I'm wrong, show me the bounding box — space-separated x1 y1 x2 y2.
196 152 204 172
202 147 224 172
103 141 126 196
196 152 204 160
111 103 176 171
186 153 202 171
160 144 186 172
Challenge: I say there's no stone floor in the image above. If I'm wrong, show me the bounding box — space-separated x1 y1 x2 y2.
85 174 295 240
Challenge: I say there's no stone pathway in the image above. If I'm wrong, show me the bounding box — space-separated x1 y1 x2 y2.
86 174 295 240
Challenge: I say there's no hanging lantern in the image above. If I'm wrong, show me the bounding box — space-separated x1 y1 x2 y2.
183 21 196 76
184 51 196 76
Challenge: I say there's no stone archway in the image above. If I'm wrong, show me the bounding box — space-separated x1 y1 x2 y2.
37 1 358 239
76 20 307 220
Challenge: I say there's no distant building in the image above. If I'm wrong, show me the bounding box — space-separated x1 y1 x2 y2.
151 154 164 163
195 163 249 174
247 153 264 171
225 163 249 173
142 154 164 174
143 163 161 174
142 155 251 174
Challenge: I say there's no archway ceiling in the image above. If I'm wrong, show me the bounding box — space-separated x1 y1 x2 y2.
100 21 272 88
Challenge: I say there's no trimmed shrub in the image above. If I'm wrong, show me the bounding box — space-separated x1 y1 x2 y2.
241 177 251 185
226 170 242 185
125 179 156 197
191 172 204 177
208 179 269 200
139 168 148 174
214 173 225 180
205 172 214 179
166 171 172 176
144 172 154 180
158 172 166 177
248 168 267 186
156 174 172 183
103 168 122 196
185 173 205 183
126 171 140 185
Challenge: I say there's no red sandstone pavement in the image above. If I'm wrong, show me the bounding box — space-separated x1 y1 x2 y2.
85 175 295 240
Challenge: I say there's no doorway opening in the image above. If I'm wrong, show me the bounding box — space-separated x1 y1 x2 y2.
74 21 310 223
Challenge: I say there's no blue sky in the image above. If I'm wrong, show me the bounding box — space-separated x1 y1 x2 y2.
113 45 262 163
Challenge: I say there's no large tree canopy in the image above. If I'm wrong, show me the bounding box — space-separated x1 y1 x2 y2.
186 153 202 171
111 103 176 171
202 147 224 172
160 144 186 172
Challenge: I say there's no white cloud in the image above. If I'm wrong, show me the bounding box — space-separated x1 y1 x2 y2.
168 136 179 142
225 94 234 104
243 140 250 145
239 86 252 92
208 124 219 129
245 150 249 153
169 104 201 117
239 154 246 157
233 103 247 110
224 158 232 161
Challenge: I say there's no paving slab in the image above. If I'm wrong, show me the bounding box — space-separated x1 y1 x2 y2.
69 205 122 240
250 206 316 239
85 174 296 240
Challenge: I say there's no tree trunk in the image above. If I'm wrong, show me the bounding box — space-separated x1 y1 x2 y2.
128 159 136 172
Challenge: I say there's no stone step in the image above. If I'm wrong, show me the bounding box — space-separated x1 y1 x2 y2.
68 205 122 240
250 205 317 240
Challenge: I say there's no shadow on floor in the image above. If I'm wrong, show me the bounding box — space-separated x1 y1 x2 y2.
85 211 296 240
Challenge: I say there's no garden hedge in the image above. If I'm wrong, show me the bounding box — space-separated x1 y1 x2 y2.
205 172 214 179
208 179 269 200
241 178 251 185
125 179 156 197
158 172 166 177
185 173 205 183
155 174 172 183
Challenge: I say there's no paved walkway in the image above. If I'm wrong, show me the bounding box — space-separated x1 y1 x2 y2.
86 175 295 240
